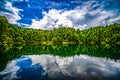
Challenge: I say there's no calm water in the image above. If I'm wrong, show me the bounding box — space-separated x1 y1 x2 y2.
0 44 120 80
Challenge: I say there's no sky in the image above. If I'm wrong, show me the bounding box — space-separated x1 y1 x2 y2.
0 0 120 30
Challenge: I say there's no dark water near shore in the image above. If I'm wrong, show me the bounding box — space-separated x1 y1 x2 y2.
0 44 120 80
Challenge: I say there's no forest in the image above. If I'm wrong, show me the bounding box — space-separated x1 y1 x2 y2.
0 16 120 46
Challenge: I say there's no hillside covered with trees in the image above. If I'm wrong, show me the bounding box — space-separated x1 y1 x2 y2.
0 16 120 45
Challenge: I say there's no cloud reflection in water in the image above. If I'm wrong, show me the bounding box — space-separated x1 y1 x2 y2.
0 54 120 80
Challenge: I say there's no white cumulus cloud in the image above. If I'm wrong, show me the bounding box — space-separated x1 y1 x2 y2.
30 7 88 30
0 1 23 25
30 1 120 30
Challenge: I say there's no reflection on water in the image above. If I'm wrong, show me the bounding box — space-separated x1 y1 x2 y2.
0 44 120 71
0 54 120 80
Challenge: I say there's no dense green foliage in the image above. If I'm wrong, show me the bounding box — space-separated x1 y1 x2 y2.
0 16 120 45
0 16 120 71
0 44 119 71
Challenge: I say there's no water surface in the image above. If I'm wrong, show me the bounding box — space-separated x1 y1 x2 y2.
0 54 120 80
0 44 120 80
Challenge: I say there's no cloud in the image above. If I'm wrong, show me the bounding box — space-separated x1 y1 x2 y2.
30 1 119 30
30 9 74 30
0 54 120 80
29 8 88 30
0 0 120 29
108 16 120 24
0 1 23 25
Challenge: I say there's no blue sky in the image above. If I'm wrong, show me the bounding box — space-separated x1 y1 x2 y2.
0 0 120 30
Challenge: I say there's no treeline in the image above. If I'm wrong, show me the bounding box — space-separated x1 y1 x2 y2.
0 16 120 45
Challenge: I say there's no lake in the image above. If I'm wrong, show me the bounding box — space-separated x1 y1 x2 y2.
0 44 120 80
